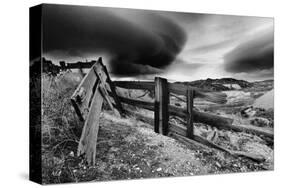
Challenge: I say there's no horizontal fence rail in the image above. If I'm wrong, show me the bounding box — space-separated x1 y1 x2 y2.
42 58 97 75
114 81 154 91
111 77 273 162
61 61 96 69
69 57 273 165
70 58 123 165
112 88 273 139
115 81 227 104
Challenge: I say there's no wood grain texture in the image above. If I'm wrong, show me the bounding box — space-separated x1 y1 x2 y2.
169 124 265 162
72 58 115 165
154 77 169 135
101 61 125 116
123 108 268 162
116 93 234 133
118 96 154 110
65 61 96 69
169 106 273 139
93 63 115 113
114 81 154 91
119 98 272 139
186 89 194 139
168 82 227 104
77 89 103 165
71 63 99 121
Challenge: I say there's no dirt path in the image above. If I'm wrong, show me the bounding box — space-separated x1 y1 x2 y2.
41 74 272 184
43 110 269 184
85 112 206 181
78 111 268 182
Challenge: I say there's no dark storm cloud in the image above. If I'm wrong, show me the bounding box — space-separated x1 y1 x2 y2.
42 4 187 75
110 61 163 76
224 28 273 73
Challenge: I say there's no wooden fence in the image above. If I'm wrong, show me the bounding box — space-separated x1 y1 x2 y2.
113 80 273 139
70 57 123 165
42 58 97 76
69 57 273 165
113 78 273 162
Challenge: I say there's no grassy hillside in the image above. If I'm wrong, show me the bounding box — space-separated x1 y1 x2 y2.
41 72 274 184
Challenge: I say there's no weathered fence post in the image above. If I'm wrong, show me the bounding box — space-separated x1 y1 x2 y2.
77 82 103 165
78 62 85 77
154 77 169 135
99 57 125 116
59 61 66 71
186 89 194 138
71 59 117 165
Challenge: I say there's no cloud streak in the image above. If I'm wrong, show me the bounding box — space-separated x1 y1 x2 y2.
42 4 187 76
41 4 273 81
224 27 273 73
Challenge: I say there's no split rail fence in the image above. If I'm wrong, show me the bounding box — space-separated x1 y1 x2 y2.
113 79 273 162
55 57 273 165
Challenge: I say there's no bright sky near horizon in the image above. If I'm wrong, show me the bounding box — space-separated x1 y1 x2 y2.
163 13 273 81
43 5 274 82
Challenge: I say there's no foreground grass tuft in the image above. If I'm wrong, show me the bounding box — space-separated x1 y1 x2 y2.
42 73 85 184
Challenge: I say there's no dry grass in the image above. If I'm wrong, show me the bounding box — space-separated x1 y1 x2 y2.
40 74 274 184
42 73 85 184
116 86 274 169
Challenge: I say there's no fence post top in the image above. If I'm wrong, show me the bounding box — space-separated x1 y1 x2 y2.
155 76 168 81
97 57 103 63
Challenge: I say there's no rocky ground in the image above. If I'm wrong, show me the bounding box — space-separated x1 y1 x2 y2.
41 73 274 184
42 109 272 184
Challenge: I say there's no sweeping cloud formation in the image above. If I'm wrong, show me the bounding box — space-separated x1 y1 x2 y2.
42 4 274 81
224 28 273 73
42 4 186 76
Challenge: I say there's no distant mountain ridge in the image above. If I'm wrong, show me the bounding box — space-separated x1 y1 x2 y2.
251 79 274 91
175 78 273 91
